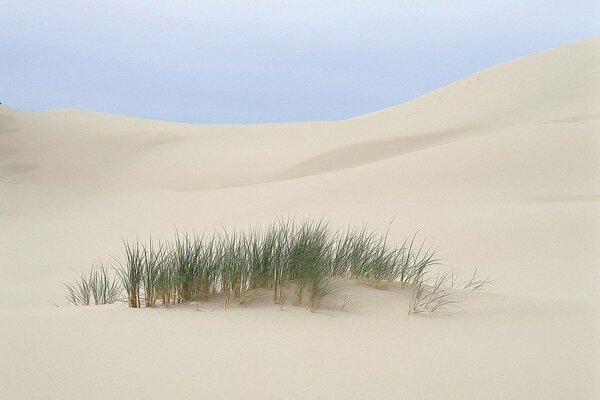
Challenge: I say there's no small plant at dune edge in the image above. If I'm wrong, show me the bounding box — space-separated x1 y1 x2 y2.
408 271 456 315
65 264 121 305
450 268 493 291
65 273 91 306
64 218 489 315
408 268 492 315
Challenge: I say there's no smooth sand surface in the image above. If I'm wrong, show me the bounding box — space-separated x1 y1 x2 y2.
1 37 599 399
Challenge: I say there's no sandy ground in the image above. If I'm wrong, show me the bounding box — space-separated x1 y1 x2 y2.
1 37 599 399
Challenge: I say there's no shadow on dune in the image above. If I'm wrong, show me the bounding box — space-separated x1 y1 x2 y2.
0 112 38 183
275 124 485 181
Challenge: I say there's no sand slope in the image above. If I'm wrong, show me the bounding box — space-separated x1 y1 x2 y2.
1 38 599 399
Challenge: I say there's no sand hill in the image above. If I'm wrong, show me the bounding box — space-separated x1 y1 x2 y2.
1 37 598 399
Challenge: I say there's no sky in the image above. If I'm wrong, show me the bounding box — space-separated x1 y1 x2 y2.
1 1 598 124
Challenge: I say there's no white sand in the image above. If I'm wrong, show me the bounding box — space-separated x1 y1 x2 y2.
1 37 598 399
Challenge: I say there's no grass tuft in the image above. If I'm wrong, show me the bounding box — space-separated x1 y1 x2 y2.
65 218 488 314
65 263 120 305
116 239 144 308
408 271 456 315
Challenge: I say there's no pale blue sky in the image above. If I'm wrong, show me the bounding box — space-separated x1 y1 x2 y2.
1 1 598 123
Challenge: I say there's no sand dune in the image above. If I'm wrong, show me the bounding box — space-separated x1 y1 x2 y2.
1 38 599 399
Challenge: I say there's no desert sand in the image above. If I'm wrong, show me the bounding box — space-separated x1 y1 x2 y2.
1 37 598 399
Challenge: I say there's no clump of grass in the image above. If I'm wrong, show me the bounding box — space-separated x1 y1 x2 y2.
65 217 489 315
65 273 92 306
64 264 120 305
408 268 492 315
155 260 175 308
408 271 456 315
90 264 121 304
116 239 145 308
306 274 333 312
141 239 169 308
